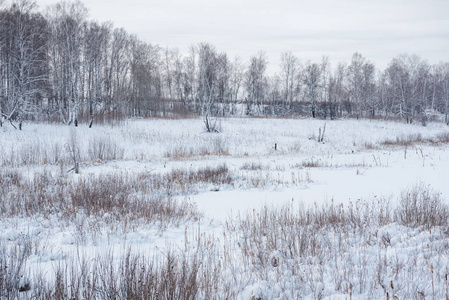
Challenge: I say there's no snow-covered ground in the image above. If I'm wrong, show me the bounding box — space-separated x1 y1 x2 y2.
1 117 448 299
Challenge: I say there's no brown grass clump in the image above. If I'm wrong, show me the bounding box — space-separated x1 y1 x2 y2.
380 132 449 147
0 165 234 225
395 183 449 229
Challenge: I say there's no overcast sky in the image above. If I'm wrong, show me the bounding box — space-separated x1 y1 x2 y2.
36 0 449 73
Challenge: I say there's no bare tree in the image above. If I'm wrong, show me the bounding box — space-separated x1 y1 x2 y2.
171 48 188 106
327 62 346 119
180 46 197 110
83 21 111 127
197 42 218 116
443 64 449 124
244 52 267 114
347 52 365 118
162 47 175 100
386 54 429 123
303 61 321 118
266 74 282 115
129 37 161 116
416 60 431 125
216 52 232 115
0 0 49 129
0 1 6 126
362 61 376 117
106 28 132 116
47 0 87 126
229 56 244 106
385 57 407 119
377 70 391 118
434 62 449 123
405 55 427 124
280 51 299 109
320 56 330 115
1 0 448 124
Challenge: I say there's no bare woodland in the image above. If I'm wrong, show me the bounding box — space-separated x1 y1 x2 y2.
1 1 449 129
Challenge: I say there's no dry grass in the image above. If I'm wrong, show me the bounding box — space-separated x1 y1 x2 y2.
364 142 378 150
148 164 233 194
0 131 125 167
0 238 31 298
88 135 125 161
2 245 225 300
294 158 374 169
395 183 449 229
238 170 311 188
0 167 235 227
1 184 448 299
298 158 331 168
224 184 448 299
164 137 231 159
380 132 449 147
381 133 424 147
240 161 265 170
164 147 231 159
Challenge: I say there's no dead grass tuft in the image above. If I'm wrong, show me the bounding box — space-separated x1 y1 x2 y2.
395 183 449 229
381 132 449 147
0 169 206 227
240 162 265 170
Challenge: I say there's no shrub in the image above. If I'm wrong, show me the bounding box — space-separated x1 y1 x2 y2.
88 135 125 161
240 161 264 170
0 170 202 228
395 183 449 229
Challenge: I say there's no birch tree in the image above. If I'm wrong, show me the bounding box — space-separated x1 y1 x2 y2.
197 43 218 116
83 21 111 126
216 52 231 115
362 61 376 117
245 52 267 114
347 52 365 118
303 61 321 118
129 38 161 116
280 51 299 109
0 0 48 129
106 28 132 115
47 0 87 126
229 56 244 104
0 1 6 126
435 62 449 123
327 62 346 119
320 56 330 114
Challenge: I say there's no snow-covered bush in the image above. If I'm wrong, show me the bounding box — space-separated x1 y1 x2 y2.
396 183 449 229
88 135 125 161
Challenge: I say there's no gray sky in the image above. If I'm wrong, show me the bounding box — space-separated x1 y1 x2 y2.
37 0 449 73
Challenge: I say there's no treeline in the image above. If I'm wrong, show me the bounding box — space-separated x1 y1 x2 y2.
1 0 448 129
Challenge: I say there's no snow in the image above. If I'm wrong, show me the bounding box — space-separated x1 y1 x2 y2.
1 117 449 298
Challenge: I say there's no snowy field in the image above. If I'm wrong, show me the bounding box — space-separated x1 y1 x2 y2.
1 117 449 299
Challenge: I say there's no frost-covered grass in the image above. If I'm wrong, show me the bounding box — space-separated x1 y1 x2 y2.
0 117 448 299
0 168 203 228
1 117 448 167
225 184 449 299
2 185 449 299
